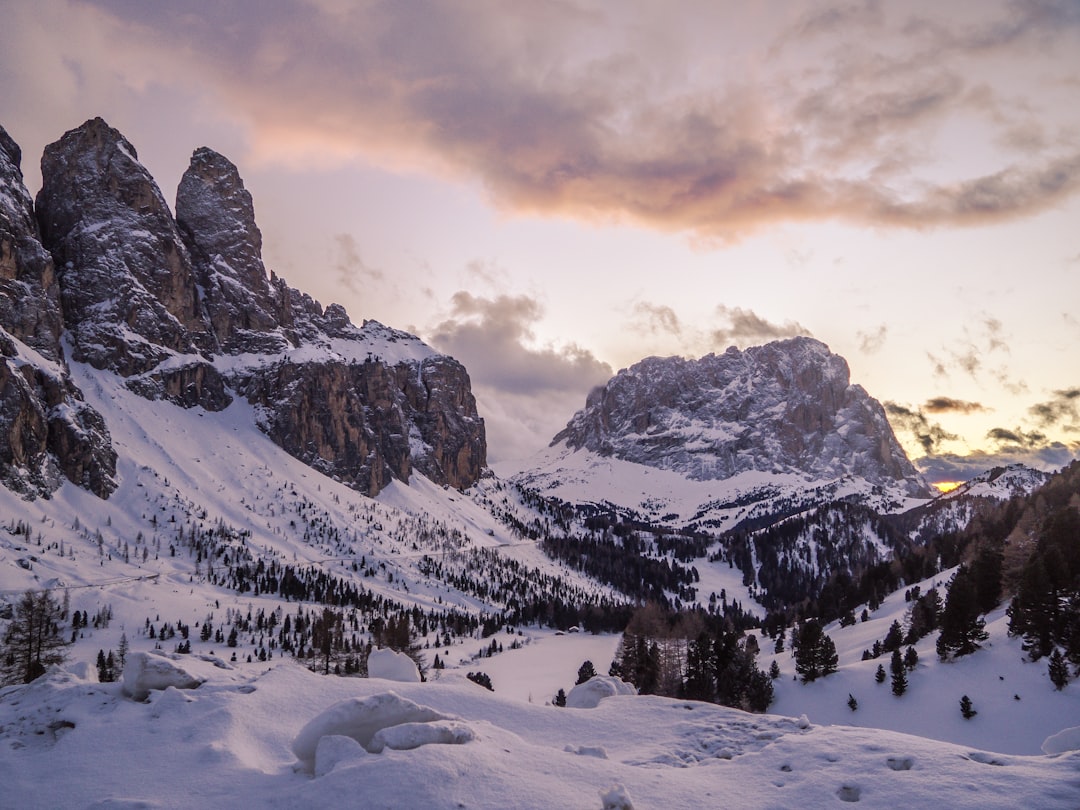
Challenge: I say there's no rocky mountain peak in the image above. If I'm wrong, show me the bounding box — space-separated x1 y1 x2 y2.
0 125 63 361
36 117 207 374
1 118 486 499
0 123 116 498
554 336 927 495
176 146 285 353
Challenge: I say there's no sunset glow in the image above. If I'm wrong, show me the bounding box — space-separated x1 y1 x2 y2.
2 1 1078 477
932 481 964 495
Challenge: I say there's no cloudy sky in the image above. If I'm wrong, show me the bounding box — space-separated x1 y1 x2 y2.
3 0 1079 482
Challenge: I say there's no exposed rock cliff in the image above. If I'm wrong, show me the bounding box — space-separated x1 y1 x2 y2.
2 118 485 498
0 124 116 498
36 118 208 375
553 337 927 496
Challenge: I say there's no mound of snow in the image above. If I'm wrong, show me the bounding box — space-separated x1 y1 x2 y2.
292 691 452 769
1042 726 1080 755
368 647 421 682
565 675 636 709
122 652 203 701
314 734 367 777
368 719 476 753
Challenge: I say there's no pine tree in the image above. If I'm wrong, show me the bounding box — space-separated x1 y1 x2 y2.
682 633 715 701
1048 648 1070 690
875 663 886 683
959 695 977 719
576 660 597 685
554 688 567 707
882 620 904 653
116 632 129 671
1 590 68 685
793 620 838 683
769 660 781 680
903 646 918 671
890 649 908 696
937 566 988 660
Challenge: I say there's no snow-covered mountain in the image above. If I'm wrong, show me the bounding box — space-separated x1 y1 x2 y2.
515 339 929 535
553 340 927 493
5 118 484 499
2 118 1078 808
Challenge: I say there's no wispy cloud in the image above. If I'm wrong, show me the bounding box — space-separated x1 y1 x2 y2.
1028 387 1080 429
12 0 1076 238
856 325 888 354
631 302 683 336
711 306 811 348
923 397 988 414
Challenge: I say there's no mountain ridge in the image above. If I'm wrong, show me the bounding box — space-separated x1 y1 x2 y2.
2 118 485 498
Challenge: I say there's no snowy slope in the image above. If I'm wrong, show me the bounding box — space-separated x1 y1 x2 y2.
1 356 1078 808
1 660 1078 810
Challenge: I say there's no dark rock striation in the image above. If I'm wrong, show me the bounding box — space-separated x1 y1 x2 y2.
0 117 485 498
554 337 927 496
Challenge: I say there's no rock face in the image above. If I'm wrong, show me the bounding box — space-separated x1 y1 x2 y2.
36 118 208 375
554 337 926 495
0 124 116 498
0 118 485 498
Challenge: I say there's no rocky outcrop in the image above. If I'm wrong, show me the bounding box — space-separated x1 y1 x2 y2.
0 125 116 498
36 118 208 374
0 125 63 362
235 353 485 495
554 337 927 495
176 147 289 354
1 118 486 498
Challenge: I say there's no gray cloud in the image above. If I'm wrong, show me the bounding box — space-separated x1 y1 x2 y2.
631 302 682 336
884 401 959 454
923 397 988 414
711 305 811 348
427 291 612 461
332 233 382 294
915 443 1079 481
856 325 887 354
28 0 1078 238
1028 387 1080 428
987 426 1047 447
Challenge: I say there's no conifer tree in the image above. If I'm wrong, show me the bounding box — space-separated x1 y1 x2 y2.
890 649 907 696
959 695 977 719
937 566 988 660
576 660 597 685
554 688 567 707
793 620 838 683
1048 648 1070 690
1 590 68 685
903 646 918 671
875 664 886 684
